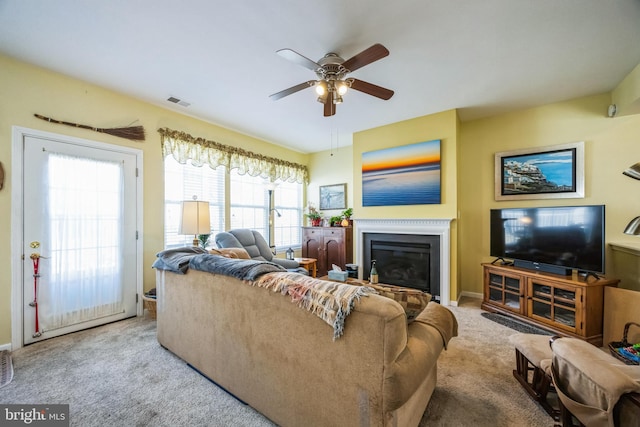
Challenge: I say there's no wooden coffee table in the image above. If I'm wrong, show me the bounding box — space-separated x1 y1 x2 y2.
294 257 317 277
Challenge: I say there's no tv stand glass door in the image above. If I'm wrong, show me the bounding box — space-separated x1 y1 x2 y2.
485 268 524 314
528 278 583 333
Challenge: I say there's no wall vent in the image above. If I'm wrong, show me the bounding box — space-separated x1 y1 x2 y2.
167 96 191 107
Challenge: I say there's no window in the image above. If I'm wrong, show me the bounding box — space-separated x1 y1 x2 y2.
229 170 268 240
228 170 303 250
163 157 303 251
160 128 308 250
163 156 225 248
274 180 303 250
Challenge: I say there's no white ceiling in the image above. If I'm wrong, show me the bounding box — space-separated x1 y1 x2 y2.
1 1 639 154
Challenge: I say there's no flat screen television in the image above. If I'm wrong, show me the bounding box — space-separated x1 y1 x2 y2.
490 205 605 275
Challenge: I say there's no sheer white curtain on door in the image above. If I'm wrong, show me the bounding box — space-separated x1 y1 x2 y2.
39 152 125 331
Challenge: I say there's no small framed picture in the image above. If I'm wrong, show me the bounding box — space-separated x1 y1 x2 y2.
495 141 584 201
319 183 347 210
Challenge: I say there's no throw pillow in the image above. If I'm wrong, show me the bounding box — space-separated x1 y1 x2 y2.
209 248 251 259
367 283 431 322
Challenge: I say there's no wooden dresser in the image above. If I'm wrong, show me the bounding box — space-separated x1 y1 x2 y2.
301 226 353 277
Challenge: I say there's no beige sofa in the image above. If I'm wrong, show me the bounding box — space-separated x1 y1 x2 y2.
155 260 457 427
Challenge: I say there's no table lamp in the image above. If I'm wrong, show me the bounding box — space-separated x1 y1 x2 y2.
179 196 210 246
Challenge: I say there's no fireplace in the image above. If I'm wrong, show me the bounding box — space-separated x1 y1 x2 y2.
363 233 440 298
355 218 453 305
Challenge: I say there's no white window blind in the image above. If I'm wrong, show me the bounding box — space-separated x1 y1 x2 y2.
229 170 268 241
164 155 225 248
229 171 303 250
274 180 302 249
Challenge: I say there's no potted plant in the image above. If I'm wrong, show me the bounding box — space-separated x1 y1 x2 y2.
341 208 353 226
198 234 210 248
330 215 342 227
305 204 323 226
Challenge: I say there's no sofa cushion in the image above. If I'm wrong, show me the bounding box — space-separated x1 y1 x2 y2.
509 334 553 367
230 229 272 260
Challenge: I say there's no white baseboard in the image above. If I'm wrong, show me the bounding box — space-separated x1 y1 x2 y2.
0 343 12 352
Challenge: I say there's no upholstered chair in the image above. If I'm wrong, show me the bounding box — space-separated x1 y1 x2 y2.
214 229 306 273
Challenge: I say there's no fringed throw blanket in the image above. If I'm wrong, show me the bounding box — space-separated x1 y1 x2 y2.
254 272 376 340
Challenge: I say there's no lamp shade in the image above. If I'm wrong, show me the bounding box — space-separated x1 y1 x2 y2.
624 216 640 235
179 200 211 236
623 163 640 180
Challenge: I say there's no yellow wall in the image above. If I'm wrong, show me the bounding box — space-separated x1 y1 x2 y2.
307 110 461 301
352 110 459 219
0 54 308 346
613 62 640 116
352 110 460 301
307 146 354 222
459 93 640 295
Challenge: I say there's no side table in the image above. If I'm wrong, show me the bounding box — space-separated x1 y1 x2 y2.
294 257 317 277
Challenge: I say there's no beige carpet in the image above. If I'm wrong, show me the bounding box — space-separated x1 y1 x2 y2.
1 297 554 426
422 297 553 426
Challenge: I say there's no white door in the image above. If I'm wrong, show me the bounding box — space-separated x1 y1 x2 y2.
22 135 138 345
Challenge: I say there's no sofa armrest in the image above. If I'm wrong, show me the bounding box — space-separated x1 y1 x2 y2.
271 257 301 269
383 303 458 411
550 337 640 427
412 302 458 349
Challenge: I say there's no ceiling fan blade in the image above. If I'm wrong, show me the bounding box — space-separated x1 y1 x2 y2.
324 91 336 117
350 79 394 100
269 81 316 101
341 44 389 72
276 48 321 71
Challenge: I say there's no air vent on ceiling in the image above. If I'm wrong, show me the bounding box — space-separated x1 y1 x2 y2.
167 96 191 107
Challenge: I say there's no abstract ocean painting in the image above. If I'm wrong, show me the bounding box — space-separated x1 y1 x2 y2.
362 140 441 206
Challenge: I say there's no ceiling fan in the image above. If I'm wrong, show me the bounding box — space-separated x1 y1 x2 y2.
269 43 394 117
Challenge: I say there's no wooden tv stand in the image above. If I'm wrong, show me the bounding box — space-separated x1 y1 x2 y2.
481 263 619 346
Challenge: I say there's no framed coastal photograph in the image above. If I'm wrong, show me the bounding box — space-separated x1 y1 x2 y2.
319 183 346 210
362 139 441 206
495 141 584 201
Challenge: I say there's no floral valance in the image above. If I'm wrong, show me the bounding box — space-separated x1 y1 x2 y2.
158 127 309 184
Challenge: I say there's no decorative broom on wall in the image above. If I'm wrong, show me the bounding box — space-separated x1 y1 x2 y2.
34 114 146 141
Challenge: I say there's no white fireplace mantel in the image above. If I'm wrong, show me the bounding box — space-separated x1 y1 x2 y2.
354 218 454 306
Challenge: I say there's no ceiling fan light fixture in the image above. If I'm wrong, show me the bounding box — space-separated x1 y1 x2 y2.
315 81 327 96
334 96 343 104
336 81 348 96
